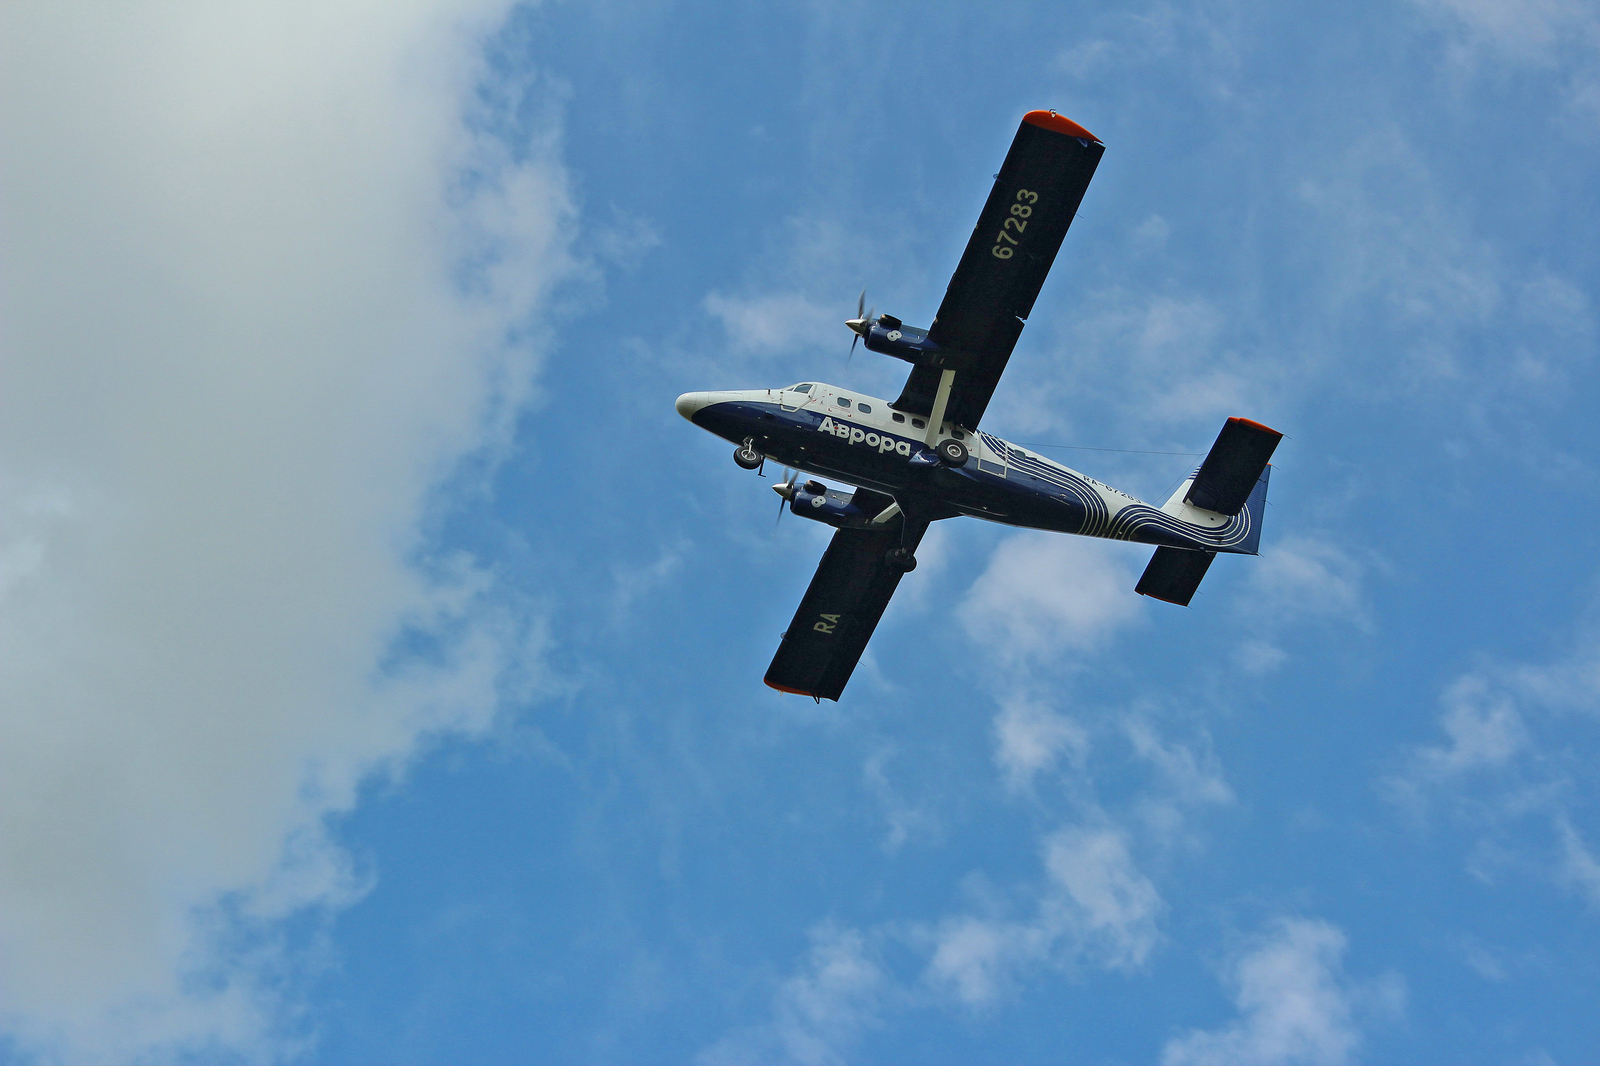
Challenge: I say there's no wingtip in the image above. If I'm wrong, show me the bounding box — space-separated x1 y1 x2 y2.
1137 589 1194 607
1227 416 1283 439
1023 110 1101 143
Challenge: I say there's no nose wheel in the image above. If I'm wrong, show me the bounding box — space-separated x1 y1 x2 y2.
734 440 763 470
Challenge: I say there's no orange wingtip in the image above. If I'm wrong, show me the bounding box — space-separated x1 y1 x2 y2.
765 680 816 697
1228 416 1283 437
1023 110 1100 142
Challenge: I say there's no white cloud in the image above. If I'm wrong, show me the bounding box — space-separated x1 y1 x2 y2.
863 746 940 852
925 823 1162 1007
1417 0 1600 66
711 817 1168 1056
704 291 842 363
1235 639 1289 675
961 534 1141 665
1385 674 1536 827
1054 289 1265 429
1041 825 1164 969
1162 918 1401 1066
698 923 889 1066
993 696 1089 792
1555 817 1600 908
1387 624 1600 906
1418 676 1529 776
1245 536 1369 630
610 541 688 623
1125 719 1234 845
0 2 573 1060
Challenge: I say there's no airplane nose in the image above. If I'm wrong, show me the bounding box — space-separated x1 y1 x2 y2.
675 392 712 420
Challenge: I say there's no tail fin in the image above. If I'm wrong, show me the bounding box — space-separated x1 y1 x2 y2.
1160 437 1274 556
1167 462 1269 552
1138 423 1277 607
1231 465 1270 556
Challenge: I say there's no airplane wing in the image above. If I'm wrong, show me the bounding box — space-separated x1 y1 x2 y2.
764 513 931 702
893 111 1104 429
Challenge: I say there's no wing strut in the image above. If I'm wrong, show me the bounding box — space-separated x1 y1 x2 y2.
924 368 957 445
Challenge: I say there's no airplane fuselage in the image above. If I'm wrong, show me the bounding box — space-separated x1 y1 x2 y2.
676 382 1263 555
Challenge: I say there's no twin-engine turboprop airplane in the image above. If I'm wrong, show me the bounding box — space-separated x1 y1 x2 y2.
677 111 1281 701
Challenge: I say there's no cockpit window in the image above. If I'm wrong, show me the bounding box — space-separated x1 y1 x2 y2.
791 383 812 393
836 397 852 408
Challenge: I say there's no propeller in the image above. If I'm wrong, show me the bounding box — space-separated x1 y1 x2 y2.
845 290 874 362
772 467 800 529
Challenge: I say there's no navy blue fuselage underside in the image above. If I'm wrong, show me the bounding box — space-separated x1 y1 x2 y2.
692 400 1254 553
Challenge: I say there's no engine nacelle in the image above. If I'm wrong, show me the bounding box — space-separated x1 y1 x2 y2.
786 481 883 529
862 317 943 366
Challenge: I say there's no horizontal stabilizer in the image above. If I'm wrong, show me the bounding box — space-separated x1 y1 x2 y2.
1135 547 1216 607
1187 417 1282 516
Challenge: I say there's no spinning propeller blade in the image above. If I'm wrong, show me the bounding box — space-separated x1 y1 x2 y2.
773 467 799 529
846 290 874 363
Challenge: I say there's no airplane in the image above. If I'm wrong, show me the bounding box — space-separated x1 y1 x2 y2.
676 110 1281 701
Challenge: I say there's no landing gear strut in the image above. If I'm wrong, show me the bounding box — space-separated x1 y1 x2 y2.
734 439 763 470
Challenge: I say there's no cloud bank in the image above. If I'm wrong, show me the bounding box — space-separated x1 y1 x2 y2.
0 2 572 1059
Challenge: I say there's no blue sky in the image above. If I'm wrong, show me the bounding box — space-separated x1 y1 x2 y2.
2 1 1599 1063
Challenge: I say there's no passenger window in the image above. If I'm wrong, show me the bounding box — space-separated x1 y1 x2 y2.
912 418 925 429
858 403 872 414
837 397 851 408
891 413 905 423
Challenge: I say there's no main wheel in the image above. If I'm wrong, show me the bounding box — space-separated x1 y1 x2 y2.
936 438 968 466
884 547 917 573
734 444 763 470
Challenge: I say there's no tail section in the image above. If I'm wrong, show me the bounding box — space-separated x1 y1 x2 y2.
1139 417 1279 606
1231 465 1270 556
1135 547 1215 606
1186 417 1281 515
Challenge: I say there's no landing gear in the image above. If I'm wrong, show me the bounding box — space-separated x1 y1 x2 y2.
884 547 917 573
936 438 968 466
734 440 763 470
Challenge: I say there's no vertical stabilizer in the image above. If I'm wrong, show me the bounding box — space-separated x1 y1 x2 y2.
1138 463 1272 606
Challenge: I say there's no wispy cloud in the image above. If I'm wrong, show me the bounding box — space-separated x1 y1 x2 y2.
924 822 1164 1008
993 695 1090 793
1386 620 1600 906
1230 535 1373 673
961 534 1142 666
1162 917 1402 1066
703 291 843 364
697 695 1235 1058
0 2 574 1059
698 922 891 1066
1416 0 1600 67
1125 717 1235 845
